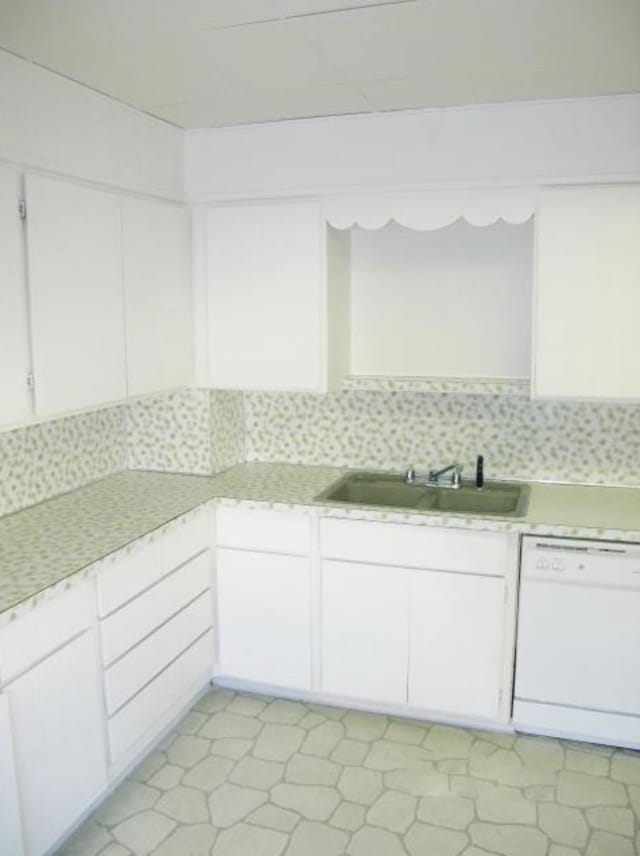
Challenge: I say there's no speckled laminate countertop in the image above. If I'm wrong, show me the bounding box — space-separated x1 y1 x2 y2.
2 463 640 623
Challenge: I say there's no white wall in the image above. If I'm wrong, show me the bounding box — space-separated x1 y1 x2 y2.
0 50 183 199
185 94 640 201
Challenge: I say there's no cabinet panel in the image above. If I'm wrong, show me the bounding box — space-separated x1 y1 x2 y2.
0 164 30 426
0 694 24 856
7 632 106 856
216 548 311 689
534 184 640 400
25 173 126 415
216 506 311 555
321 559 408 704
206 201 326 391
101 551 210 666
97 537 164 618
122 197 193 397
408 571 504 719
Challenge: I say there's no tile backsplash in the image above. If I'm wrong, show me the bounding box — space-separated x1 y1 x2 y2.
244 390 640 487
0 406 127 516
2 386 639 517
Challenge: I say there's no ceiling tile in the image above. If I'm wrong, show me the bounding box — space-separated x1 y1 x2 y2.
152 81 371 128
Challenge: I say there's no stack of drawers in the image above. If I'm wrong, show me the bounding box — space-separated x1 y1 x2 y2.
96 508 214 766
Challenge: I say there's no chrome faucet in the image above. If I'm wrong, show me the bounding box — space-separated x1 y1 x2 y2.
426 462 463 488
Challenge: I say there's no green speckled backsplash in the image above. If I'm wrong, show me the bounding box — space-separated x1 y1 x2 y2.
0 406 127 517
244 391 640 487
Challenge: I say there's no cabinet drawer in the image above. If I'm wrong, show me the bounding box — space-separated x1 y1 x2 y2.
163 508 211 571
216 506 310 554
104 592 213 715
108 630 213 763
101 551 211 666
320 518 510 576
97 537 163 617
0 583 91 683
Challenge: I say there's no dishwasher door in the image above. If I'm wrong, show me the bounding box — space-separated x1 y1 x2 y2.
514 536 640 747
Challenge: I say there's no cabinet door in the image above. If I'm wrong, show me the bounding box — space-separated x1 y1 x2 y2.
0 694 24 856
322 559 408 705
0 164 30 426
25 173 126 415
408 571 504 720
206 201 324 391
216 548 311 689
534 184 640 400
122 197 193 397
7 632 106 856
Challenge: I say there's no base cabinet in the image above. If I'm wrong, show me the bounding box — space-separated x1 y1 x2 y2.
321 559 408 704
408 570 505 719
6 632 106 856
0 694 25 856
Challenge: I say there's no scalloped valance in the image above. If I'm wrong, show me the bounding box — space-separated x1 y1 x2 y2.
323 188 537 231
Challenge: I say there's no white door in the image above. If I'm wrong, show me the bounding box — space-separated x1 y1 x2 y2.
25 173 126 415
408 570 504 719
0 694 24 856
534 184 640 400
216 548 312 689
322 560 408 704
122 197 193 397
206 201 324 391
0 164 30 426
7 632 107 856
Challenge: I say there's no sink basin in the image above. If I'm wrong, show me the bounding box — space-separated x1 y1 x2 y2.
315 472 529 517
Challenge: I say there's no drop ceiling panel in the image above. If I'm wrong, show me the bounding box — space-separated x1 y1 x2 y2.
0 0 638 129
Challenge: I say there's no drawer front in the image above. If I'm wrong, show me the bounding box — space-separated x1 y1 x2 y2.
0 583 91 683
104 592 213 715
97 537 163 617
101 551 211 666
163 508 211 571
108 630 213 764
216 506 310 554
320 518 510 576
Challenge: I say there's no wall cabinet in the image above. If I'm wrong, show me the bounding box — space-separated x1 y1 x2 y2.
206 200 349 392
0 164 30 427
215 507 312 690
25 173 127 416
534 184 640 400
122 197 193 397
0 583 106 856
320 518 514 721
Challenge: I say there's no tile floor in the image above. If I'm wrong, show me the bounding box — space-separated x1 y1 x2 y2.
57 689 640 856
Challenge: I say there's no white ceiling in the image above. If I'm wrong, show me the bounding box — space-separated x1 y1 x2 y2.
1 0 639 129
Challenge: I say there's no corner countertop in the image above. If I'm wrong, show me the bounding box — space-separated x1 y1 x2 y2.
2 463 640 623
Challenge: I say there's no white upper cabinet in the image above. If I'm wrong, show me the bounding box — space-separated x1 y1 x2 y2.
0 165 30 426
206 199 349 392
25 173 126 416
122 197 193 397
533 184 640 400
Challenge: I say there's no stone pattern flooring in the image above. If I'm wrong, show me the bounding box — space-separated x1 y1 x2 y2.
57 689 640 856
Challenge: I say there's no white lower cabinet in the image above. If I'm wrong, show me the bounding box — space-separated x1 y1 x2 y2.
5 632 107 856
215 506 312 691
322 560 408 704
408 570 505 719
217 548 312 689
0 694 25 856
320 518 514 722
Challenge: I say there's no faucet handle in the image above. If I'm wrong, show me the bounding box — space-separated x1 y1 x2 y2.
453 463 463 487
405 466 416 484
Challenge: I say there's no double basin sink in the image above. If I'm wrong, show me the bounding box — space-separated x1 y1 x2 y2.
316 471 530 517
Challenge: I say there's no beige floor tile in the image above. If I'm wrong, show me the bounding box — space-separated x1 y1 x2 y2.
254 724 305 761
211 822 288 856
469 822 548 856
259 699 307 725
155 785 209 824
112 810 176 855
226 695 268 717
585 830 636 856
182 755 235 791
209 737 254 760
347 824 408 856
208 783 267 827
417 794 474 830
271 782 341 819
366 790 417 833
300 720 344 756
476 784 537 824
284 820 348 856
147 764 184 791
343 711 388 741
338 766 384 805
538 803 589 848
199 711 262 740
95 781 160 827
166 735 210 768
247 804 300 832
405 821 468 856
286 752 341 786
56 821 112 856
556 770 628 807
150 823 217 856
611 752 640 785
329 801 366 832
230 756 285 789
586 805 635 836
330 738 369 766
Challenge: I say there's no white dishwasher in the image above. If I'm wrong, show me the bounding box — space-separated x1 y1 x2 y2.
514 535 640 750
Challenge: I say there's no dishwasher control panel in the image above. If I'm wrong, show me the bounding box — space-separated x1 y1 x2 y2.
522 536 640 588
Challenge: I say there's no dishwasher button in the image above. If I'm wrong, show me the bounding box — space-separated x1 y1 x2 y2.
536 559 549 569
552 560 564 571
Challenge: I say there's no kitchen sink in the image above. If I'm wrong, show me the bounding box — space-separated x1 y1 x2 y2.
315 472 530 517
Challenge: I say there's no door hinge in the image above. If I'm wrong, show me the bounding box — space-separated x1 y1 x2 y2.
26 372 34 390
18 199 26 220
